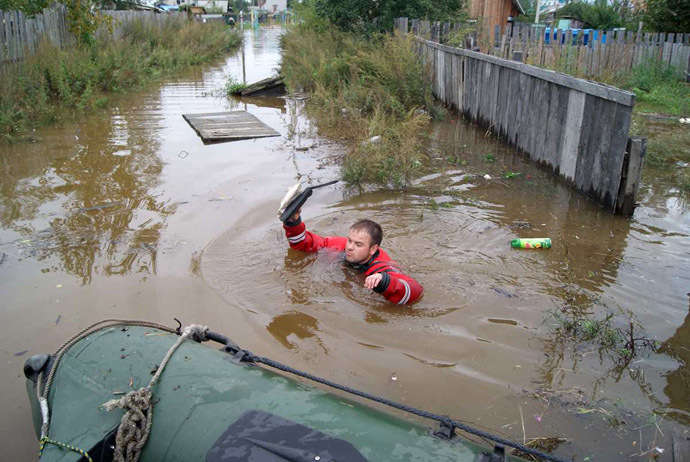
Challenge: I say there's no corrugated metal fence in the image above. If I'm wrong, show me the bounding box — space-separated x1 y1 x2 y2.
395 17 646 216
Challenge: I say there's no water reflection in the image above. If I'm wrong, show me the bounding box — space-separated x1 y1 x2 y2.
0 106 174 284
661 303 690 424
266 310 326 353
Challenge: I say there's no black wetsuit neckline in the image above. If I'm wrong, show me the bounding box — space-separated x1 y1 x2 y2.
345 249 380 272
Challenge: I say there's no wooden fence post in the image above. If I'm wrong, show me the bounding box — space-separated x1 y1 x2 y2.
616 137 647 216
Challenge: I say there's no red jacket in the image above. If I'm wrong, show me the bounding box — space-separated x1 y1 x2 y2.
284 220 423 305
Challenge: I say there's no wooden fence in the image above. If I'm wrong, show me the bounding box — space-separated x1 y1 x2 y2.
0 6 194 65
401 18 690 82
395 17 646 216
0 4 74 64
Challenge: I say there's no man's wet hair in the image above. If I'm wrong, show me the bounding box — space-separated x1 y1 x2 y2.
350 219 383 247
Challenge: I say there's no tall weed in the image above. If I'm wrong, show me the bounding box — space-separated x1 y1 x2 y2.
0 20 241 139
281 27 435 188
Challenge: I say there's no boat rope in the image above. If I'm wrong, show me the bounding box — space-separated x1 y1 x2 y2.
39 436 94 462
35 318 178 460
238 351 569 462
101 324 208 462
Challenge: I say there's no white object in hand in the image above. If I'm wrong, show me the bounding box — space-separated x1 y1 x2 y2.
277 182 303 218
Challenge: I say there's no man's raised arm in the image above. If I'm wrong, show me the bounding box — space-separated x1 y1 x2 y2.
283 209 345 253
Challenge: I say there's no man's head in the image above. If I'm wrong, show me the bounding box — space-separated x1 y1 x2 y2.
345 219 382 264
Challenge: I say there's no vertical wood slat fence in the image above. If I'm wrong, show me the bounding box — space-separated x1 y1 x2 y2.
402 18 690 82
395 17 646 216
0 6 191 66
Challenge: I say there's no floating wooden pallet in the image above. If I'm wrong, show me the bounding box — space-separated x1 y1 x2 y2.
182 111 280 144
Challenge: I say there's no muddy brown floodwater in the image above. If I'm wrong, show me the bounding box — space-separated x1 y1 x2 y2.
1 27 688 461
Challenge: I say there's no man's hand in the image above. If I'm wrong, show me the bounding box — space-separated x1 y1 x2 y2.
364 273 383 290
289 208 301 223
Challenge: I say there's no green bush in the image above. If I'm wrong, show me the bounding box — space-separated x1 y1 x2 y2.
0 20 242 139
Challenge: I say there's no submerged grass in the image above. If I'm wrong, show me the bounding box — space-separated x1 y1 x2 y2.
280 26 438 188
0 19 241 139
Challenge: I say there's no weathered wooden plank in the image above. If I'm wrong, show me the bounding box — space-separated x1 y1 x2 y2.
0 12 7 63
559 89 586 182
572 94 597 200
495 66 510 138
615 137 646 215
182 111 280 143
534 79 553 163
511 71 528 147
544 85 569 169
503 67 519 143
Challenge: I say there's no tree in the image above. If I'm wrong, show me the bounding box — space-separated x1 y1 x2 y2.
555 0 638 30
643 0 690 32
314 0 465 32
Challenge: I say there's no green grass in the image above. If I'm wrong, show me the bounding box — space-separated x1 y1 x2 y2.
615 60 690 117
616 60 690 169
225 75 248 95
280 25 438 188
0 19 242 139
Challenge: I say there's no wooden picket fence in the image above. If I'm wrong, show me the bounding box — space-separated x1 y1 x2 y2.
0 4 74 64
0 5 194 66
398 18 690 82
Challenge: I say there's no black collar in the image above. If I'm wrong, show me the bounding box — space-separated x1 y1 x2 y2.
345 249 380 272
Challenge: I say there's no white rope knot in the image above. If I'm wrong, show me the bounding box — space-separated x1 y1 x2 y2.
183 324 209 343
103 387 153 462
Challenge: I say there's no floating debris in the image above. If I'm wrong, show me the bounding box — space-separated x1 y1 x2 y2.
14 350 28 356
236 76 285 96
491 287 517 298
76 202 122 213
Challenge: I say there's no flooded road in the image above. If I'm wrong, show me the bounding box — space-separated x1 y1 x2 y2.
1 27 688 460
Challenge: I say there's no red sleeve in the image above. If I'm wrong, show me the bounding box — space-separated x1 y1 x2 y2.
371 268 423 305
283 220 346 253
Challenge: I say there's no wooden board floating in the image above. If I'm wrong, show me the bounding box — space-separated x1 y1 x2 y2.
182 111 280 144
237 76 285 97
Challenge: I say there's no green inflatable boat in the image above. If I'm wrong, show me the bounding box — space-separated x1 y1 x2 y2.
24 319 565 462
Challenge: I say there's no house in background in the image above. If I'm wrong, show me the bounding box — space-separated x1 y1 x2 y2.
468 0 525 35
265 0 287 13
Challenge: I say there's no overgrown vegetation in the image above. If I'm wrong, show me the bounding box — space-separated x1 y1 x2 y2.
555 0 690 32
615 60 690 117
549 309 659 362
311 0 464 34
555 0 638 30
225 76 248 95
280 21 439 188
611 60 690 168
0 20 242 139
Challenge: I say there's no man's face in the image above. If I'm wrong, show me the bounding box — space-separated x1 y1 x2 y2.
345 228 378 264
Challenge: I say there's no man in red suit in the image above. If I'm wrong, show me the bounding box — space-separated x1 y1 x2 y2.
283 209 423 305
